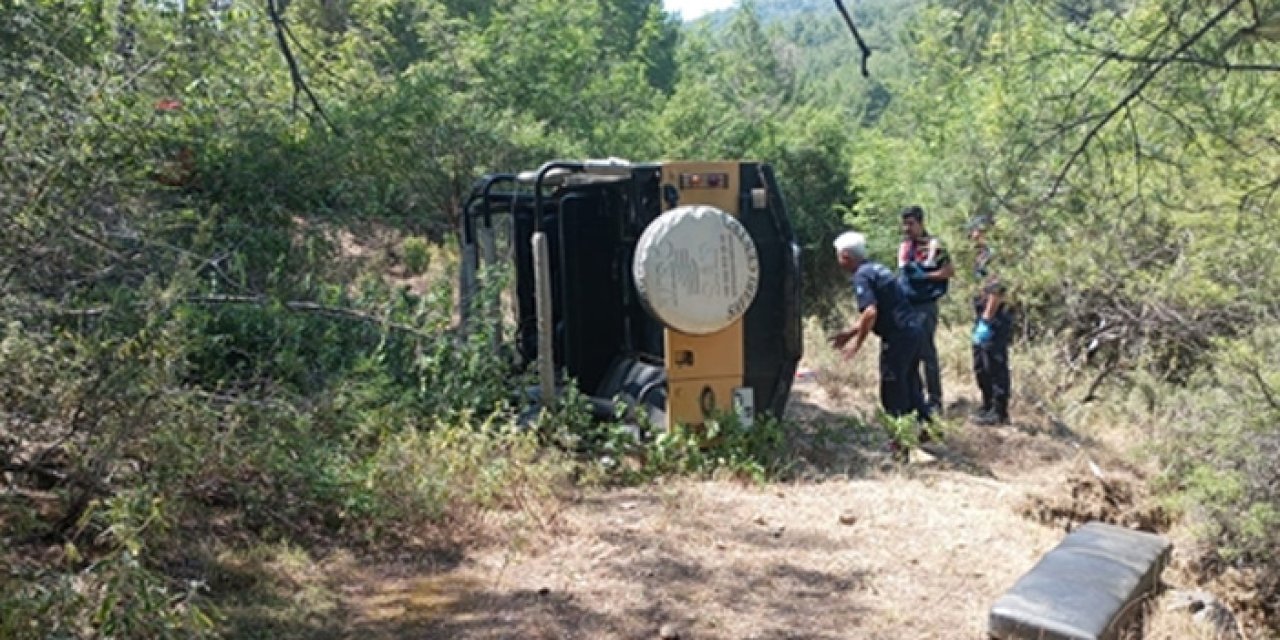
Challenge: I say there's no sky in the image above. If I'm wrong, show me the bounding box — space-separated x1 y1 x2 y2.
662 0 737 21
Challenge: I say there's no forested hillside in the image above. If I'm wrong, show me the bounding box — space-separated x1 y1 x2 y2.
2 0 1278 636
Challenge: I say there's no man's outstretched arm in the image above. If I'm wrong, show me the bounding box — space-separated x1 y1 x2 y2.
839 305 877 360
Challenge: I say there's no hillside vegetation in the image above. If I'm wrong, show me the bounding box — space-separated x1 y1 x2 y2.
2 0 1278 636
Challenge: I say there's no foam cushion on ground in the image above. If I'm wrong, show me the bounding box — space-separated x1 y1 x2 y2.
988 521 1172 640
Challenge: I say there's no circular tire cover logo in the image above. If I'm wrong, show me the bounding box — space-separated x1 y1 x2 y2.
633 205 760 335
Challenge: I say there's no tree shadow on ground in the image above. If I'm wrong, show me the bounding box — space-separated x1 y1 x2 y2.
783 383 1114 485
380 586 624 639
583 492 875 640
207 538 467 640
377 581 864 640
936 395 1105 480
783 393 1010 482
336 485 877 639
393 529 872 639
779 395 894 481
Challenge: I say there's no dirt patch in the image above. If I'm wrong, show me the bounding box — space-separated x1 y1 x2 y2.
293 215 454 298
1161 544 1280 639
344 477 1065 639
1018 466 1173 534
935 419 1074 477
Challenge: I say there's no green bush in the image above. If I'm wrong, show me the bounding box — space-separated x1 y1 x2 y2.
402 237 432 275
639 412 793 483
0 488 219 640
0 550 218 640
1154 327 1280 619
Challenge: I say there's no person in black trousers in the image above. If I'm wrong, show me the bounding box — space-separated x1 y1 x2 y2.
968 217 1013 425
896 205 954 415
830 230 932 424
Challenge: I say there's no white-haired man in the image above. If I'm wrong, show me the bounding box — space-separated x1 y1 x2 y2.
830 231 932 424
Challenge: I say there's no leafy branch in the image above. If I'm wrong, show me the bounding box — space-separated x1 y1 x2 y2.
185 295 438 340
1086 48 1280 72
265 0 341 135
1248 364 1280 411
1044 0 1248 202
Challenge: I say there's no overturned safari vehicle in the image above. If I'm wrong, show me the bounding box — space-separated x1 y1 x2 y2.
458 159 802 432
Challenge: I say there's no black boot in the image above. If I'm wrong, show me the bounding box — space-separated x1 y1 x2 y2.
994 398 1010 423
972 408 1009 425
971 399 993 421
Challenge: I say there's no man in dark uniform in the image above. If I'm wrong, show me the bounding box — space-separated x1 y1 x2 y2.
830 231 931 422
968 217 1013 425
897 205 954 415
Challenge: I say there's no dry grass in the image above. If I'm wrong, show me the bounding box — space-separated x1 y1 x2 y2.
319 320 1204 639
342 476 1067 639
205 314 1272 639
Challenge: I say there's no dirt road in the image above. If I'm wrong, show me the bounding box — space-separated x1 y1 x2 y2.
337 368 1169 640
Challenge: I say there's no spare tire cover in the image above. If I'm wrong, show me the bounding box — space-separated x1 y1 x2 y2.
633 205 760 335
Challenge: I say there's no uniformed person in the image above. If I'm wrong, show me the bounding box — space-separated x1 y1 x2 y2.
830 231 932 423
968 217 1013 425
897 205 954 415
